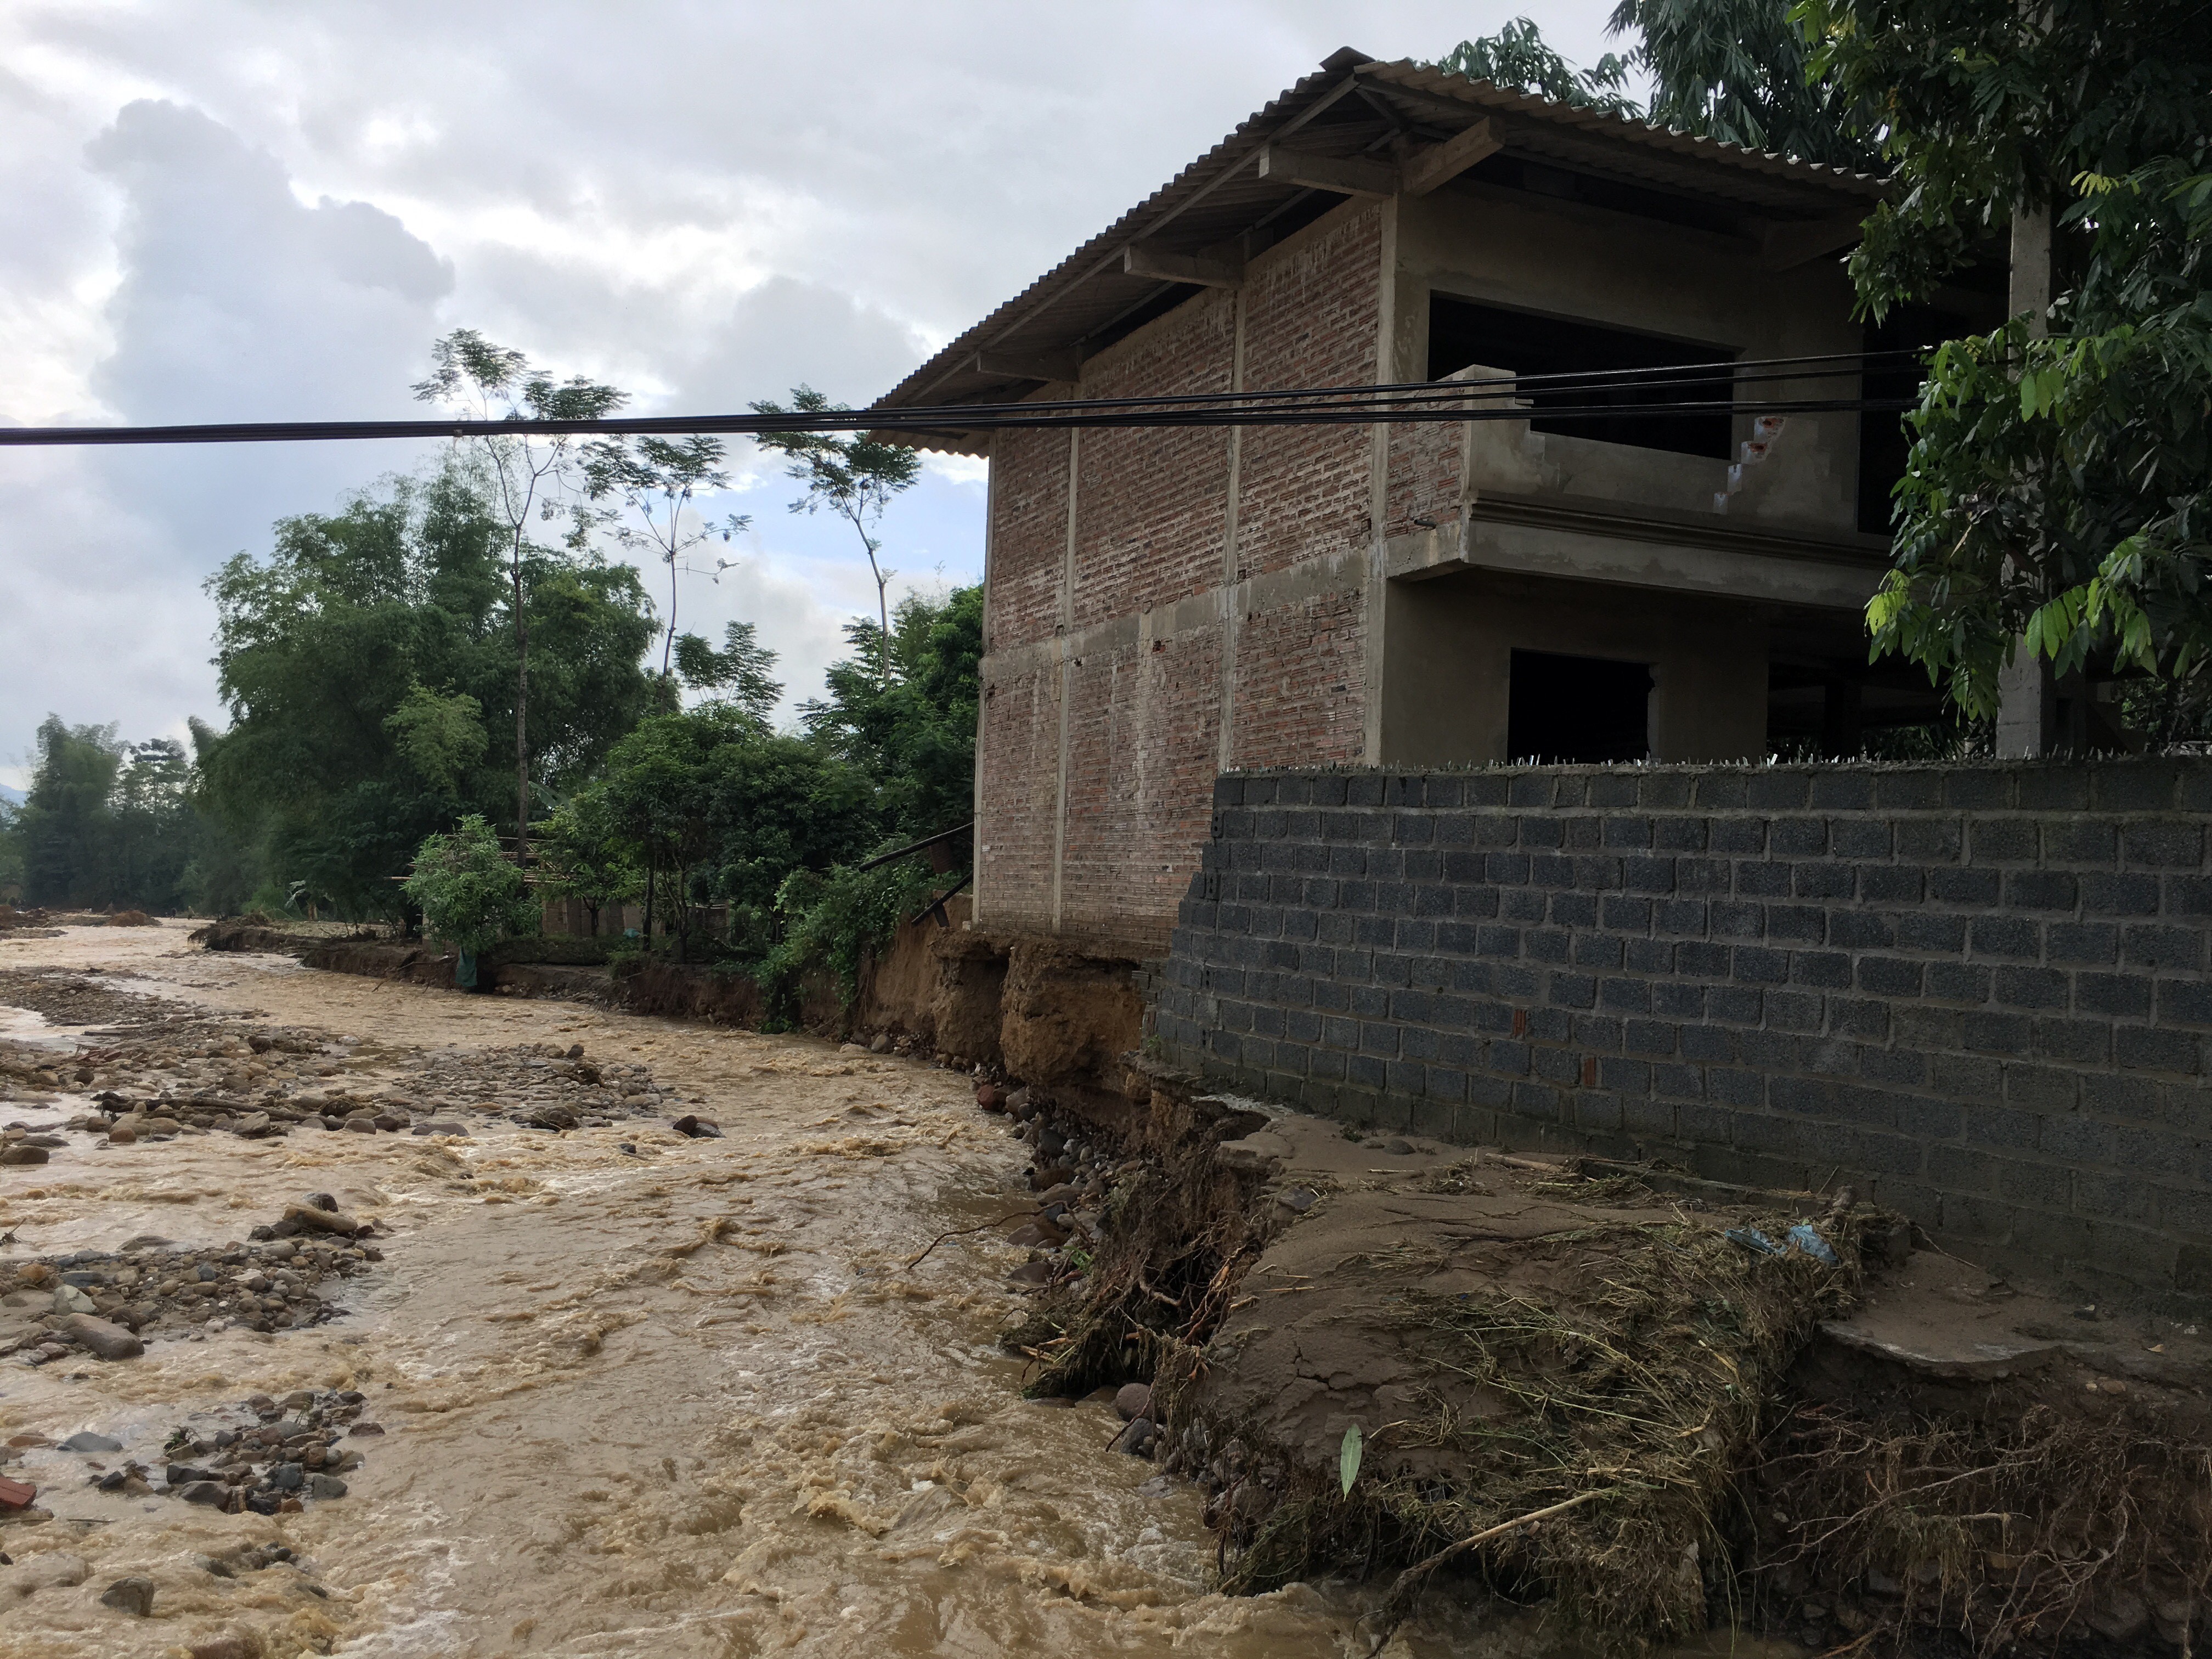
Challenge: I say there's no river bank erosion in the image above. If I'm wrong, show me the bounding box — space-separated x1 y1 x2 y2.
0 921 2206 1659
0 922 1380 1659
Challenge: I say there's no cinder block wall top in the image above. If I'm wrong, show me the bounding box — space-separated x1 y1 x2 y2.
1155 760 2212 1294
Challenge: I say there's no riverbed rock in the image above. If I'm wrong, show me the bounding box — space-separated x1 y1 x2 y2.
671 1114 723 1138
57 1431 122 1454
99 1576 156 1615
1114 1383 1153 1421
59 1314 143 1359
283 1201 363 1235
0 1144 49 1165
176 1480 228 1506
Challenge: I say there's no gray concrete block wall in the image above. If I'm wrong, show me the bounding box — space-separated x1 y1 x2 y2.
1153 761 2212 1292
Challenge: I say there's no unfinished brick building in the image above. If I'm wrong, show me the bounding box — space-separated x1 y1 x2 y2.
874 51 1999 956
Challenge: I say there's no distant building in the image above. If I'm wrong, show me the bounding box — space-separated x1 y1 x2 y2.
873 50 1999 954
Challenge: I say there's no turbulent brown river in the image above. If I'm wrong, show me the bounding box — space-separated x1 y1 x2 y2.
0 926 1787 1659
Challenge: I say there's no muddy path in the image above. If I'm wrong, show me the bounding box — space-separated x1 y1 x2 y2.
0 924 1414 1659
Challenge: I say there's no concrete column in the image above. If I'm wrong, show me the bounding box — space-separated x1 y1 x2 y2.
1996 203 2056 755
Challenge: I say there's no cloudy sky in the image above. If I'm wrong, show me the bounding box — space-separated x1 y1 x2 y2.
0 0 1626 787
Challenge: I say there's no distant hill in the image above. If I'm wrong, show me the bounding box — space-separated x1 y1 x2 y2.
0 783 22 808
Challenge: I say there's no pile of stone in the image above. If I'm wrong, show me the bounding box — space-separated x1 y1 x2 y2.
154 1386 375 1515
975 1083 1127 1289
0 1220 381 1361
392 1042 678 1127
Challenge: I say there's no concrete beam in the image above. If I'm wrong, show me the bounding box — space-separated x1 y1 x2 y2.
1255 143 1400 197
1122 241 1244 287
1401 118 1499 198
972 347 1082 382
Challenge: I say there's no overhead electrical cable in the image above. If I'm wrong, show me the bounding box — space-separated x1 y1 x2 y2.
0 348 1931 448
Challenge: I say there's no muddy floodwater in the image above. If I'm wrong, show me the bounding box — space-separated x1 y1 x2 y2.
0 926 1796 1659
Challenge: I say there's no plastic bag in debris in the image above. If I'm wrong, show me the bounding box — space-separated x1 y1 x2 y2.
1725 1224 1839 1267
1785 1223 1839 1266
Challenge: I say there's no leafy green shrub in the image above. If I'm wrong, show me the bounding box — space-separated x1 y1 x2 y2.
754 858 943 1013
402 815 538 954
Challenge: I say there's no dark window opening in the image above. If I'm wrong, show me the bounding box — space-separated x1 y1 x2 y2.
1856 303 1966 534
1508 650 1653 763
1429 295 1734 459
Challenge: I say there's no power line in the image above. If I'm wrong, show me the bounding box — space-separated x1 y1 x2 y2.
0 349 1929 448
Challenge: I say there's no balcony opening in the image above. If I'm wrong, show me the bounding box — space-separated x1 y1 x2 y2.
1508 649 1654 763
1428 295 1734 460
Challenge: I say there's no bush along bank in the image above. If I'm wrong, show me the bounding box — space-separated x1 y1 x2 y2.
975 1061 2212 1657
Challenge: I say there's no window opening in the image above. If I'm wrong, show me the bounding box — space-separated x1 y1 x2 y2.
1429 295 1734 460
1507 650 1654 763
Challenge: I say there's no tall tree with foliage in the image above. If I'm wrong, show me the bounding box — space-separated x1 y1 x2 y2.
1435 17 1639 113
802 586 983 839
583 435 751 677
673 620 783 731
197 466 657 918
1438 7 1872 167
5 718 201 911
1607 0 1876 168
749 387 921 684
413 330 628 858
1805 1 2212 729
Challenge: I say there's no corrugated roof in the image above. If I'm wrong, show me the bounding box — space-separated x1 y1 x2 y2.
872 50 1888 448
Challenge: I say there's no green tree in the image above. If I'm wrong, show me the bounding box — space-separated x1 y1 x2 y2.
802 585 983 840
5 718 201 911
1438 7 1872 167
15 718 123 906
1802 0 2212 726
197 466 657 919
583 435 751 676
1435 17 1638 113
1608 0 1876 167
403 814 538 960
673 620 784 731
750 387 921 683
413 330 629 859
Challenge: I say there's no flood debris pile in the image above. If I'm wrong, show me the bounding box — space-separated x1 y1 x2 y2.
1177 1192 1887 1651
155 1386 375 1514
394 1042 676 1128
0 967 189 1030
0 1223 380 1360
1743 1357 2212 1653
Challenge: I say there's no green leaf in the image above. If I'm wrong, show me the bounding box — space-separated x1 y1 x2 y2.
1340 1424 1363 1496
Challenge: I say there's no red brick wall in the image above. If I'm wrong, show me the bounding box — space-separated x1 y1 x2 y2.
1071 289 1236 628
1233 580 1367 770
1237 204 1383 577
986 426 1070 650
1059 622 1226 946
977 659 1061 930
976 199 1385 949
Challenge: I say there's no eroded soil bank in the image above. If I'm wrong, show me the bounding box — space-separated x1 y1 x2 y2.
0 923 1393 1658
999 1067 2212 1657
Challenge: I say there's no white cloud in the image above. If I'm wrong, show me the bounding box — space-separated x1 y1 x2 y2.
0 0 1627 764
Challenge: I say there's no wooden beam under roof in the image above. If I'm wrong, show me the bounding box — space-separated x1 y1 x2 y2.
1121 241 1244 287
1402 117 1500 196
1254 143 1400 196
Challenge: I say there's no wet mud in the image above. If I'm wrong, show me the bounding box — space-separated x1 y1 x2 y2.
0 923 1450 1659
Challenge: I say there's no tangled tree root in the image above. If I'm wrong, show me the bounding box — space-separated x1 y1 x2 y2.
1743 1398 2212 1655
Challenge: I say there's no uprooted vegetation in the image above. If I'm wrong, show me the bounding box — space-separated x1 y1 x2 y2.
993 1069 2212 1656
